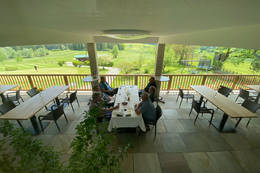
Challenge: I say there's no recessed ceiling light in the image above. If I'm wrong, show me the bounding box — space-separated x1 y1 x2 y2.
103 29 150 40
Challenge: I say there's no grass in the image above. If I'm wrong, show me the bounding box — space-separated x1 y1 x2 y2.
0 44 258 75
0 50 108 74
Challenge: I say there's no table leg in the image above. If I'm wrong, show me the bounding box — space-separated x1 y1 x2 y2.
219 113 228 131
16 120 24 130
212 113 236 133
30 115 40 135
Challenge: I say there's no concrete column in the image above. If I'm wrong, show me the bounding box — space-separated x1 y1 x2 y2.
86 43 99 88
154 44 165 98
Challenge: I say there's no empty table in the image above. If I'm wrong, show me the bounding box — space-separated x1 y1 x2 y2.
0 86 68 134
191 85 257 132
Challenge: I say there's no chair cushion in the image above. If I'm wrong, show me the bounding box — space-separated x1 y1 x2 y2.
183 94 194 98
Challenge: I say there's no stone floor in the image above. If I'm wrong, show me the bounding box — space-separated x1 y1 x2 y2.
7 91 260 173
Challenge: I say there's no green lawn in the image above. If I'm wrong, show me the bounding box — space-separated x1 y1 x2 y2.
0 50 108 74
0 45 258 75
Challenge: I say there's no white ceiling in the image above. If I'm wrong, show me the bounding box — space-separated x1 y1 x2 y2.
1 0 260 49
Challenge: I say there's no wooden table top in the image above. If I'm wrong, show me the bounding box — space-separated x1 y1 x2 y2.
0 85 16 94
0 86 68 120
191 85 257 118
247 85 260 93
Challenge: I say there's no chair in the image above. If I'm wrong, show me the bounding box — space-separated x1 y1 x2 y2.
217 85 232 97
38 104 68 132
176 88 194 108
60 90 80 112
0 100 16 114
145 105 162 137
189 99 214 125
0 101 24 129
238 99 260 127
235 88 256 103
26 87 39 97
6 87 24 105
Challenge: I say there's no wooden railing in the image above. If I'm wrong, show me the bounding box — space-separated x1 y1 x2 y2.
0 74 260 91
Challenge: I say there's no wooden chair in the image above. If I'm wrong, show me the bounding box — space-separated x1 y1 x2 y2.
26 87 39 97
218 85 232 97
144 105 162 137
176 88 194 108
6 87 24 105
38 104 68 132
189 99 214 125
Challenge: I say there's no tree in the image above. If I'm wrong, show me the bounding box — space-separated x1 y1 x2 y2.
163 45 174 73
171 44 194 64
20 48 33 58
251 50 260 72
16 56 23 63
212 48 233 70
0 48 8 62
111 45 119 58
118 44 125 50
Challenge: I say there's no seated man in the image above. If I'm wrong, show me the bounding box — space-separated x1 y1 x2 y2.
134 92 156 129
99 76 118 96
90 92 119 121
139 76 157 96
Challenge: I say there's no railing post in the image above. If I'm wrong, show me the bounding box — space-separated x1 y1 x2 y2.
231 75 239 90
63 75 69 91
63 75 69 86
134 75 138 86
201 75 207 85
27 75 34 88
167 75 173 91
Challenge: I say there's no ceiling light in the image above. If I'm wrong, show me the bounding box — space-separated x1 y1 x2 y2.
103 29 150 40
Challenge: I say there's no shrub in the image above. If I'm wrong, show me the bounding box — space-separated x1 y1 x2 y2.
16 56 23 63
20 48 33 58
5 66 18 71
98 55 113 67
34 48 48 57
57 60 65 67
0 120 63 173
83 60 90 66
72 60 84 67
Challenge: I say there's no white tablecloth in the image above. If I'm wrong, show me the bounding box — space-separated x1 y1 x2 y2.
108 85 146 132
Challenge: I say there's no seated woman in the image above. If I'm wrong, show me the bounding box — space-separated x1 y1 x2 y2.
92 85 114 108
148 86 156 103
90 92 119 122
139 76 157 97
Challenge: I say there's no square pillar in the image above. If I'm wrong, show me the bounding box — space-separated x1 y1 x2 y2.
154 44 165 98
86 43 99 88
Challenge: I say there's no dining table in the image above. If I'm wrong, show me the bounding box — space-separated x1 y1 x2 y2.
191 85 257 132
0 86 68 134
108 85 146 132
